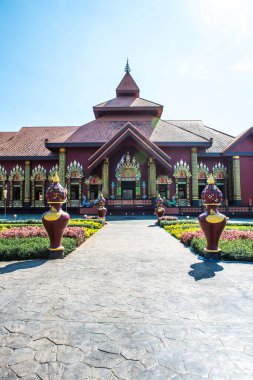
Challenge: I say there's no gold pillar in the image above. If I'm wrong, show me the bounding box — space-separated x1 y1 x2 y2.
24 160 30 206
102 158 109 197
232 156 241 205
148 158 156 198
59 148 66 186
191 148 198 206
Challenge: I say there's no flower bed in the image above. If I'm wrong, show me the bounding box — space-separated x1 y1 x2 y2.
162 220 253 261
0 219 104 261
0 237 78 261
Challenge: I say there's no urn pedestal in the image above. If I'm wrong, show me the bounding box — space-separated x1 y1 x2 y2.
98 207 107 218
155 195 165 221
198 206 226 260
42 204 70 259
97 194 107 219
42 173 70 259
198 175 226 260
155 207 165 219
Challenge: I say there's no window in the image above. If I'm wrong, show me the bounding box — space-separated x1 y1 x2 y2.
198 183 206 198
158 185 167 199
35 186 42 201
70 184 79 200
178 184 186 199
90 185 99 200
13 186 20 200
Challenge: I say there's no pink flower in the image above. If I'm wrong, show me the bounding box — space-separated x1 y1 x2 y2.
180 229 253 246
0 226 86 241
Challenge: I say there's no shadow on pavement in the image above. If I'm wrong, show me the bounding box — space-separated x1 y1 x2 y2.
188 261 224 281
0 260 47 274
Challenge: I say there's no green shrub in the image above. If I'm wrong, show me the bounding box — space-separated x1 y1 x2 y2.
0 223 42 230
160 220 198 227
0 219 42 224
0 237 77 261
220 240 253 261
68 219 104 228
190 238 206 255
190 238 253 262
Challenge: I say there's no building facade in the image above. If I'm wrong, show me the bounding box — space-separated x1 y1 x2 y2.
0 63 253 214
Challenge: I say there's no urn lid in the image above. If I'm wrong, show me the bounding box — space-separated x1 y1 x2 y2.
46 173 67 204
201 175 223 205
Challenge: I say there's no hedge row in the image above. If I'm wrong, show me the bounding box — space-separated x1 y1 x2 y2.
162 221 253 261
191 238 253 262
0 237 78 261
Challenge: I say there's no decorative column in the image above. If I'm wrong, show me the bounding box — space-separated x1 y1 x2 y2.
102 158 109 198
167 178 172 199
24 160 31 207
86 183 91 201
148 158 156 198
142 181 147 199
66 178 71 206
59 148 66 186
111 181 115 199
232 156 241 205
136 179 141 198
116 180 121 199
191 148 198 206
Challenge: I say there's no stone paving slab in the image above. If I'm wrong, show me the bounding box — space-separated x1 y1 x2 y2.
0 219 253 379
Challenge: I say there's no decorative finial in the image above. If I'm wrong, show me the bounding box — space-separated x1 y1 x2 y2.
125 58 131 73
52 172 60 183
207 174 215 185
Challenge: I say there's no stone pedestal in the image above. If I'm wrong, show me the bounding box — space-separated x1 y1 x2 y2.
42 173 69 259
198 175 226 260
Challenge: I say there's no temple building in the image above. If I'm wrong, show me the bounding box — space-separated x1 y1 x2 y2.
0 61 253 214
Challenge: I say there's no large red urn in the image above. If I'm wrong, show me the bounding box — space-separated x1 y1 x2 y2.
155 194 165 220
97 193 107 219
198 175 226 260
42 173 70 259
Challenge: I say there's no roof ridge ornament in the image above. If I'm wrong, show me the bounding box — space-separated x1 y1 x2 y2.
125 58 131 73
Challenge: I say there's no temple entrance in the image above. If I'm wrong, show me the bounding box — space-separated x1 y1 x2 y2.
115 152 141 199
121 181 136 200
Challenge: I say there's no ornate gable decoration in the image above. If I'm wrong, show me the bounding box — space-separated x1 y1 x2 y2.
48 164 59 180
115 152 141 181
212 162 227 179
9 164 24 181
85 175 102 185
156 175 172 185
173 160 191 178
31 165 47 181
198 162 209 179
66 160 84 179
0 165 7 181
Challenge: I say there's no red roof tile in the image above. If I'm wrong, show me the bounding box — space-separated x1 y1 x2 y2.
88 122 172 170
116 72 140 97
0 132 17 145
0 127 77 157
61 118 158 144
94 96 162 108
165 121 234 152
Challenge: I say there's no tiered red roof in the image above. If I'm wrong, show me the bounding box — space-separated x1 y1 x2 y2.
0 67 237 157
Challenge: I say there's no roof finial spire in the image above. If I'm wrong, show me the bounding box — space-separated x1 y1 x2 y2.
125 58 131 73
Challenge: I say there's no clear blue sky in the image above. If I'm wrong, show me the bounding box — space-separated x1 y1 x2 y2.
1 0 253 137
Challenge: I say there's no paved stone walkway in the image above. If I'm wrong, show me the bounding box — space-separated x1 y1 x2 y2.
0 219 253 379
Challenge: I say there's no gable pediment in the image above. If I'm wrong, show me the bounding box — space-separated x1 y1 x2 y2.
88 122 171 170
